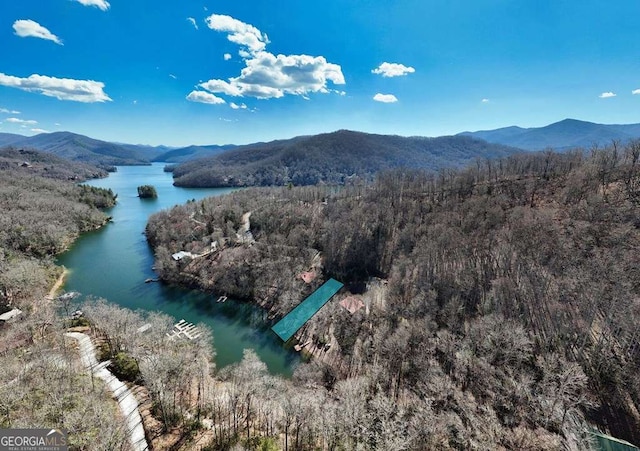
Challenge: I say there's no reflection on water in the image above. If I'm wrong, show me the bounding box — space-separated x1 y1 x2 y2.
57 163 298 376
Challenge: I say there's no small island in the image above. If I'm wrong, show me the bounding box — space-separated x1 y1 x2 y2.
137 184 158 198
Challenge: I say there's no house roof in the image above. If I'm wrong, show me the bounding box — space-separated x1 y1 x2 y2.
0 308 22 321
340 296 365 314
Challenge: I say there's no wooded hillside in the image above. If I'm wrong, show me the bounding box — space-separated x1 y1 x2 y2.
0 150 116 313
0 132 152 168
147 141 640 447
170 130 521 187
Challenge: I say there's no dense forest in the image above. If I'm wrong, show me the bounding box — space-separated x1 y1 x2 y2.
0 149 116 313
170 130 520 187
147 141 640 448
2 141 639 449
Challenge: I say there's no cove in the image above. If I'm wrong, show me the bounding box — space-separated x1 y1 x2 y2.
57 163 298 376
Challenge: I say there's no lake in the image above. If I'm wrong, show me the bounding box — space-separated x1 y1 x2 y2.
57 163 299 376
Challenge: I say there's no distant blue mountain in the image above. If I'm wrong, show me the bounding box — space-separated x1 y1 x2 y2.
0 131 151 167
0 132 26 147
153 144 237 163
0 131 234 166
459 119 640 150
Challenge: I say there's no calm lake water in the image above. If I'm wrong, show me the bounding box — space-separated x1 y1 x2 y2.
57 163 298 376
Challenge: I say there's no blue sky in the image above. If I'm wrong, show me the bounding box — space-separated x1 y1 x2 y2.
1 0 640 146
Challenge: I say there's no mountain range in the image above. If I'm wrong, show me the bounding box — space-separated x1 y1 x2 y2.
2 118 640 178
0 132 232 168
459 118 640 151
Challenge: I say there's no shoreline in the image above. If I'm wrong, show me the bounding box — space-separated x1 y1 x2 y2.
46 266 69 300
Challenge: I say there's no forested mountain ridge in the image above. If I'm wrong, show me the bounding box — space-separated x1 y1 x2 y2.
460 118 640 151
170 129 522 187
147 142 640 447
0 131 152 168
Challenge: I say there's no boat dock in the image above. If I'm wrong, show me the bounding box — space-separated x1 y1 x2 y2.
166 319 201 340
272 278 344 342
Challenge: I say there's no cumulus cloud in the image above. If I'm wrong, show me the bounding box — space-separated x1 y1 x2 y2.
224 53 232 61
481 98 490 103
186 91 226 104
187 17 198 30
6 117 37 125
632 89 640 95
0 72 111 103
206 14 269 53
372 62 415 78
199 52 344 99
373 93 398 103
73 0 110 11
196 14 345 102
0 108 20 114
599 92 616 98
229 102 247 109
31 128 50 134
13 20 63 45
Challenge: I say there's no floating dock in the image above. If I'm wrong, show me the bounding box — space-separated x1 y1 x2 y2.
271 278 343 342
166 319 201 340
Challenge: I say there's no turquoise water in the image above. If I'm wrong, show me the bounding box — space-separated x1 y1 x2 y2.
57 164 298 376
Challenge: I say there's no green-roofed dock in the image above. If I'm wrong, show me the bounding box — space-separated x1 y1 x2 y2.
593 431 639 451
272 278 344 342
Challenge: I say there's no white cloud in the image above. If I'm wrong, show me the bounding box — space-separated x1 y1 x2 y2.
196 15 345 102
373 93 398 103
205 14 269 53
0 72 111 103
169 74 177 79
198 52 345 100
224 53 232 61
6 117 37 125
54 123 61 126
632 89 640 95
372 62 415 78
199 79 243 97
229 102 247 109
0 108 20 114
31 128 50 134
186 91 226 104
13 20 63 45
187 17 198 30
599 91 616 98
73 0 110 11
481 98 490 103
